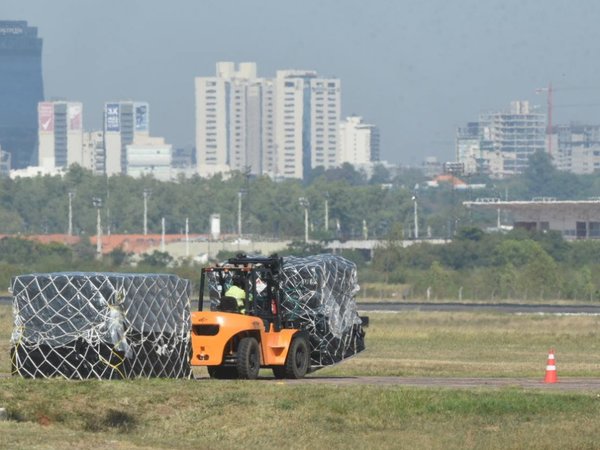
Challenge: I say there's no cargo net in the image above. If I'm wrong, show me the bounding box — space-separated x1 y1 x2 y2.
279 255 365 368
10 273 192 379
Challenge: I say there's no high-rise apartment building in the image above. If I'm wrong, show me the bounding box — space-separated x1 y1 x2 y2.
0 21 44 169
456 101 546 178
195 62 341 180
195 62 271 177
553 123 600 174
456 122 481 175
261 79 276 176
0 146 10 176
338 116 380 166
275 70 340 179
38 101 83 169
104 101 150 175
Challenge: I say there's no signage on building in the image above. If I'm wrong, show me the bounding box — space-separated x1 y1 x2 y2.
68 104 82 131
443 162 465 176
135 102 149 132
38 102 54 132
105 103 120 132
0 27 24 35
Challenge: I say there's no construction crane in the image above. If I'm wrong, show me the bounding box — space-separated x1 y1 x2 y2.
535 83 600 156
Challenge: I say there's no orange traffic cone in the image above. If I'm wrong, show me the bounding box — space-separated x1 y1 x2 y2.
544 349 558 384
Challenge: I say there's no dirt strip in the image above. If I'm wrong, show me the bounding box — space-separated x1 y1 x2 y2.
4 373 600 391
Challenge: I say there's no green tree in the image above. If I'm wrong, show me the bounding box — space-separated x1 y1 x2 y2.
369 164 391 184
495 263 518 299
109 247 131 267
139 251 173 268
517 247 560 300
519 150 588 199
422 261 454 300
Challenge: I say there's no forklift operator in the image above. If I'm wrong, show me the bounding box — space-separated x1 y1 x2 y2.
225 273 247 313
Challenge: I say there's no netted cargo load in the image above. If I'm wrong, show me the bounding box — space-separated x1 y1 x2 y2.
279 254 365 367
10 272 191 379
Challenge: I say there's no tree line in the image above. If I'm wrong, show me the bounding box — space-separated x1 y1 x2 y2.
1 227 600 301
2 152 600 300
366 227 600 301
3 152 599 240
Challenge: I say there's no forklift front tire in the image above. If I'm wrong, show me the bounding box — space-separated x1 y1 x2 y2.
281 334 310 379
237 337 260 379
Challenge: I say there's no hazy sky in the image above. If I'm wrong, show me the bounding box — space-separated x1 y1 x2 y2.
5 0 600 165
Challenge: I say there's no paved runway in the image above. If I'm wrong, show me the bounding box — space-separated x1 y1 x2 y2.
357 301 600 314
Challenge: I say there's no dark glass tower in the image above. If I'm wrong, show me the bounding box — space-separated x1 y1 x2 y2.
0 21 44 169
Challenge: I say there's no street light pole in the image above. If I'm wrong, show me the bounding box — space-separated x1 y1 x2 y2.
92 197 102 259
324 192 329 232
67 191 75 236
412 195 419 240
105 176 111 236
299 197 310 243
143 188 151 236
237 190 243 238
161 217 165 252
185 217 189 257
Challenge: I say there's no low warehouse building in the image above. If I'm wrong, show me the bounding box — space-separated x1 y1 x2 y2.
463 199 600 240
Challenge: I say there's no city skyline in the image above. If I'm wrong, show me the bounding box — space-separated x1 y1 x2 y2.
4 1 600 166
195 62 346 179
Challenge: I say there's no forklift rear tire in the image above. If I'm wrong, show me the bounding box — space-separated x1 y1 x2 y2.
237 337 260 379
274 334 309 379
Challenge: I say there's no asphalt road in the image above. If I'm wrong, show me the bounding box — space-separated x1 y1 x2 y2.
283 376 600 390
3 296 600 314
356 301 600 314
188 375 600 391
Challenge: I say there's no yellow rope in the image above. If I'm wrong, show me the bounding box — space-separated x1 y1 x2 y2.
99 346 127 379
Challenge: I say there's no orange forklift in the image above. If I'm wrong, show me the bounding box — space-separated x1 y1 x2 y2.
190 255 311 379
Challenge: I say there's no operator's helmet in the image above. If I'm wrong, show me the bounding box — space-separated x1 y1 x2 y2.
231 272 245 288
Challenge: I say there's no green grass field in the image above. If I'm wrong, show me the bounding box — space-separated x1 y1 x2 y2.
3 304 600 448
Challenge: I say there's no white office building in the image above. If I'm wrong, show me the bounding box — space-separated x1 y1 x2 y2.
37 101 83 169
126 136 172 181
104 101 150 175
338 116 380 166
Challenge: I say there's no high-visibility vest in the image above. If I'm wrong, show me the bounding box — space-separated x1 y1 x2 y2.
225 285 246 312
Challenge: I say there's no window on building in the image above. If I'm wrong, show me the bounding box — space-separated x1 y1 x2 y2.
590 222 600 237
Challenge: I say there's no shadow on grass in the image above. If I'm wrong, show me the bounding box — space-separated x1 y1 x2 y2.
84 409 137 432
